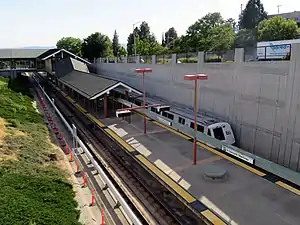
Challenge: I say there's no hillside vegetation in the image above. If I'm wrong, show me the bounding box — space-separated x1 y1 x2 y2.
0 76 81 225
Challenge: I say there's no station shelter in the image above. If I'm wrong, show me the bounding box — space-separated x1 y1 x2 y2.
53 57 142 119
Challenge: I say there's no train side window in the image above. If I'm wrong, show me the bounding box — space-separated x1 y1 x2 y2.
207 129 211 136
162 111 168 117
135 100 141 106
178 117 185 125
197 125 204 133
190 122 194 128
167 113 174 120
151 107 156 112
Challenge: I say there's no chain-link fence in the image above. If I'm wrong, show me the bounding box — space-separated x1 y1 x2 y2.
204 50 235 63
127 56 136 63
176 52 198 63
140 55 152 64
156 54 172 64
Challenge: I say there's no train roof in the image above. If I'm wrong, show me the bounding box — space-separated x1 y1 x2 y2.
112 87 222 127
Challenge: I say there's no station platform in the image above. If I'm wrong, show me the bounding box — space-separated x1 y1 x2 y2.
95 112 300 225
53 84 300 225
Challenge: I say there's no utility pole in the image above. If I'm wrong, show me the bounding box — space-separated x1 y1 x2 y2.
240 4 243 14
133 21 142 61
277 5 282 14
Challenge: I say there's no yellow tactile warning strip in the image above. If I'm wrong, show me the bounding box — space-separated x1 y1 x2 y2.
136 154 196 203
131 108 300 197
152 121 191 140
86 113 106 128
75 103 87 114
58 90 228 224
201 210 227 225
66 96 75 104
105 129 136 153
276 181 300 196
196 142 266 177
58 86 300 220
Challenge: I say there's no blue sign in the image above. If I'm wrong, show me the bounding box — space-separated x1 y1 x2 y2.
269 43 290 50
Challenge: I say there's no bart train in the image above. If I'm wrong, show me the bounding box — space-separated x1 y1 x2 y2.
112 88 236 145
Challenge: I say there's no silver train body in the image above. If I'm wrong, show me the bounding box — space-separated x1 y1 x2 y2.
112 88 236 145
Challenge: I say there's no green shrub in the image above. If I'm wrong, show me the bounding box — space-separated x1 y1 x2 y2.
178 57 198 63
205 57 222 62
0 77 81 225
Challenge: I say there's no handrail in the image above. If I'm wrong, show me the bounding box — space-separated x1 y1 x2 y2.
33 75 142 225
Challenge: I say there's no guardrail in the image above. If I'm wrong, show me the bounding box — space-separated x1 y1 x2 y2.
33 76 143 225
116 98 300 187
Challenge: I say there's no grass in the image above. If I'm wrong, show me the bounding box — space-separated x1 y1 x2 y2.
0 76 81 225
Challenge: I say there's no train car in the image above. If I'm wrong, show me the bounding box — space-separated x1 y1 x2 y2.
112 88 236 145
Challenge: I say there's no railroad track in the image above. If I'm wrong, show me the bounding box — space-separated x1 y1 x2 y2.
38 75 207 225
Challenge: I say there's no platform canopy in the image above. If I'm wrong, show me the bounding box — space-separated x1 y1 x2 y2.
40 49 91 65
59 70 142 100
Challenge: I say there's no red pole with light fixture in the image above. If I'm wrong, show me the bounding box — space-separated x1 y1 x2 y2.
184 74 208 165
135 68 153 134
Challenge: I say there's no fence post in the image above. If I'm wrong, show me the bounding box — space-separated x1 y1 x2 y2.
114 57 117 63
171 54 177 65
234 48 245 63
197 52 204 73
106 57 109 63
152 55 156 65
136 55 140 64
124 56 128 63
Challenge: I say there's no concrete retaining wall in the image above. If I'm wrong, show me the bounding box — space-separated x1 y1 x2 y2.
93 44 300 172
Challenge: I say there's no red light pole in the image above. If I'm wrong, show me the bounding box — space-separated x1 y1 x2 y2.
184 74 208 165
135 68 152 134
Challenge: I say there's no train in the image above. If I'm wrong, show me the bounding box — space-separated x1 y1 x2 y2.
111 88 236 145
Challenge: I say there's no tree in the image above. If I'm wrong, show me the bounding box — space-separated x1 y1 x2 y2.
81 32 113 61
186 12 228 52
209 23 235 56
118 46 127 56
126 27 138 55
258 16 299 41
164 27 178 48
234 29 257 48
56 37 83 56
138 22 151 41
171 35 189 53
134 35 166 56
239 0 267 30
127 21 164 56
112 30 120 56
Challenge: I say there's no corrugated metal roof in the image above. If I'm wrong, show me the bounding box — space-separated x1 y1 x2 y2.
59 70 118 99
0 49 50 59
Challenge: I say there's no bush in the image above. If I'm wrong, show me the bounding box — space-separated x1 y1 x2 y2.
177 57 198 63
205 57 222 62
0 76 81 225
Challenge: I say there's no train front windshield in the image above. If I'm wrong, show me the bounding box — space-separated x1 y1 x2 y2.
213 127 225 141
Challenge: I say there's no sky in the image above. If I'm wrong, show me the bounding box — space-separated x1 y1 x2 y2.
0 0 299 48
